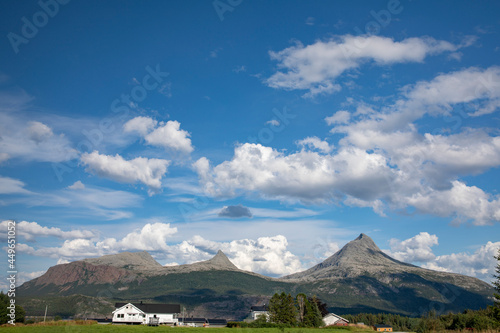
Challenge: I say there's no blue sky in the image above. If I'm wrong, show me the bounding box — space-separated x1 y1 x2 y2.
1 0 500 287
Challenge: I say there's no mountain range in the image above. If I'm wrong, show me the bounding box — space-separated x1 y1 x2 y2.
17 234 494 319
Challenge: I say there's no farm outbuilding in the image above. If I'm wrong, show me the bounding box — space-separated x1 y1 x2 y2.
374 325 393 332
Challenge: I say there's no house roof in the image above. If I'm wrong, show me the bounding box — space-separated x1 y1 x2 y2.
115 302 180 314
323 313 349 323
374 325 393 328
250 305 268 311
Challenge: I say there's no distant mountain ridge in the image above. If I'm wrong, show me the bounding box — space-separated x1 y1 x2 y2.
18 233 494 319
282 233 491 295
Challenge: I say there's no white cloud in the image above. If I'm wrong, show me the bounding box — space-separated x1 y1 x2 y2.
266 35 465 97
194 143 393 203
325 110 351 125
123 116 158 136
405 181 500 226
266 119 280 126
385 233 499 282
0 113 76 163
145 120 194 154
296 136 333 153
0 176 31 194
184 234 304 276
388 232 439 263
16 220 304 276
404 66 500 117
81 151 170 194
27 121 53 143
423 241 500 282
192 66 500 224
0 220 95 242
18 222 179 260
124 117 194 154
114 223 178 251
67 180 85 190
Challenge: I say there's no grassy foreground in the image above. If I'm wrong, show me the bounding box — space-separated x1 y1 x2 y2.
0 322 371 333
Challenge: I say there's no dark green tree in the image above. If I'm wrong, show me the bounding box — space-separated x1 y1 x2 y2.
0 292 25 324
268 292 297 326
494 249 500 308
309 296 329 317
303 296 323 327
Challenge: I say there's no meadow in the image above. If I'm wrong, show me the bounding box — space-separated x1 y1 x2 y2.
0 322 372 333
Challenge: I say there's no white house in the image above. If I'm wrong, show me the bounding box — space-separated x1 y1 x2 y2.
323 313 349 326
112 302 180 325
250 305 269 321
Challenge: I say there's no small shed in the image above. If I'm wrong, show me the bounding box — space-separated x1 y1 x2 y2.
323 313 349 326
374 325 393 332
179 317 207 327
250 305 269 321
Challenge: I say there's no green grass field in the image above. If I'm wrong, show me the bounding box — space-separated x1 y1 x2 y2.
0 323 367 333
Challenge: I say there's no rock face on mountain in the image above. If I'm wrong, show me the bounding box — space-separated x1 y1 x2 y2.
283 233 414 280
18 235 494 319
282 234 492 295
18 249 262 297
83 251 163 271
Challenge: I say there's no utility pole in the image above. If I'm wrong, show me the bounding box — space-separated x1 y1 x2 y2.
43 304 48 323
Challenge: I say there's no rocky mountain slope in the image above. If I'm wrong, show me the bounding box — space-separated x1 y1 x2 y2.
18 234 494 319
282 234 490 294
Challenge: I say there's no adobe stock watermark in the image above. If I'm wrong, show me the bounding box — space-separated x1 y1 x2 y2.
52 64 170 182
6 220 17 325
213 0 242 21
7 0 70 54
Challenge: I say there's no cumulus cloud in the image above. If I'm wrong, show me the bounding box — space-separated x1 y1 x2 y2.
18 222 179 260
421 241 500 281
404 66 500 117
218 204 253 218
123 116 158 136
325 110 351 125
192 66 500 225
80 151 170 194
388 232 439 263
16 220 303 276
27 121 53 143
0 113 76 163
187 234 304 276
296 137 333 153
194 143 393 204
67 180 85 190
386 233 499 282
266 35 466 97
124 117 194 154
0 220 95 242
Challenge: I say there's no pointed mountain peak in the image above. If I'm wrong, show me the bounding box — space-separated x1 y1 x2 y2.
205 250 237 269
350 233 379 250
282 233 415 281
